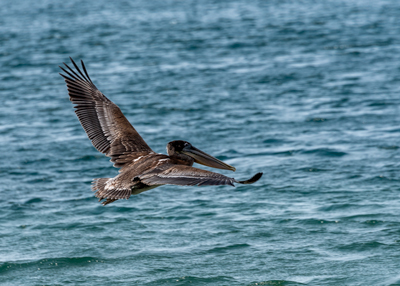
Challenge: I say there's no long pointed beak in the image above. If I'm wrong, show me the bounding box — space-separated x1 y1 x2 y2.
182 146 236 172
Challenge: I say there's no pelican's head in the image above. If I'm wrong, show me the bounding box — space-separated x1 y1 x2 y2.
166 140 236 171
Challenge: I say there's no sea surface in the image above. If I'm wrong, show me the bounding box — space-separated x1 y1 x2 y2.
1 0 400 285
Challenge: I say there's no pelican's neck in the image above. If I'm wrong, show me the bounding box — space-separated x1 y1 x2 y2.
169 153 194 166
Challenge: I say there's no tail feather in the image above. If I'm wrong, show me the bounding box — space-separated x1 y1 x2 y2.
92 178 131 206
92 178 110 193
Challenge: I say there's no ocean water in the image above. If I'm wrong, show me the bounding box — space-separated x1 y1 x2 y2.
1 0 400 285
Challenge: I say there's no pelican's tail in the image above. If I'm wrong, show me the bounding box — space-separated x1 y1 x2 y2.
91 178 131 206
92 178 115 205
92 178 109 193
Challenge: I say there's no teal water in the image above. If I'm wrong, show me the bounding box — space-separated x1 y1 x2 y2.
2 0 400 285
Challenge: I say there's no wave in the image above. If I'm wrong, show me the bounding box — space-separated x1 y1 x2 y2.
0 257 104 273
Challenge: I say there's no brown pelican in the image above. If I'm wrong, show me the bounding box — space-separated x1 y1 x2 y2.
60 58 263 205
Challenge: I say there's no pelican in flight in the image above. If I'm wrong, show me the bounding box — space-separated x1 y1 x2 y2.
60 58 263 205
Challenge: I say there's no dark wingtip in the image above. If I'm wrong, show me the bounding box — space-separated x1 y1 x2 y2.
81 59 93 83
236 172 263 185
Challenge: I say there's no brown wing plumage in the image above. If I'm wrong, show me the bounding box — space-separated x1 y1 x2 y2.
59 58 153 168
139 164 263 187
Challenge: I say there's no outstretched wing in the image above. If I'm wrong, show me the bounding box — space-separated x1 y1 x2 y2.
59 58 153 168
139 165 262 186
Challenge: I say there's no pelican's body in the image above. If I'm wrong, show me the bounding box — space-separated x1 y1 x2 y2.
60 58 262 205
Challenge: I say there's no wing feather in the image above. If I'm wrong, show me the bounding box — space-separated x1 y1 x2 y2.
140 165 263 187
140 165 236 187
60 58 153 168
